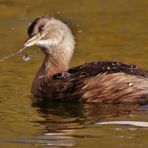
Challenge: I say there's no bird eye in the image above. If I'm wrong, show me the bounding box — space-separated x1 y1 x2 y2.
39 25 44 32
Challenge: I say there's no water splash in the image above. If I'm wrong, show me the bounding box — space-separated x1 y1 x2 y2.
0 46 27 62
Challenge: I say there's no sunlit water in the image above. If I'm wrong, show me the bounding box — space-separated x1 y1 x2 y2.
0 0 148 147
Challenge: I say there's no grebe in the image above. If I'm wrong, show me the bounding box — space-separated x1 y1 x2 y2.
25 16 148 104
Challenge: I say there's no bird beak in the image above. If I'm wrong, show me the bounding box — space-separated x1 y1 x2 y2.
24 33 41 47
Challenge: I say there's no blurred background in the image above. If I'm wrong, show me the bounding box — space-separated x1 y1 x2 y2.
0 0 148 147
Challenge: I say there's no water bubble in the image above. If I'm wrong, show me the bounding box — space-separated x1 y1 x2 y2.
78 30 82 33
23 55 31 62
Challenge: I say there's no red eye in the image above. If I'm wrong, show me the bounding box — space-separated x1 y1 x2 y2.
39 25 44 32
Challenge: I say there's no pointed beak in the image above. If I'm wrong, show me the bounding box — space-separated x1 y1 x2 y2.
24 33 42 47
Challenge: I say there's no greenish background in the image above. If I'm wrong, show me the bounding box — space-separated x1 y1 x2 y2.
0 0 148 147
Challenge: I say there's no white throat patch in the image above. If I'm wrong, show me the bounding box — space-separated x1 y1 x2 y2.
37 39 59 48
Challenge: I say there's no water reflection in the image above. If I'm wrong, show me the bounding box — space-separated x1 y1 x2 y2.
31 100 141 147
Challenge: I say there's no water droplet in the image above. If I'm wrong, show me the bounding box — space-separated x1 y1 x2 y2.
78 30 82 33
23 55 31 62
128 82 134 87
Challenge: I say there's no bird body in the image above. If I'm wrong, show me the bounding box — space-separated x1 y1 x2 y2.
25 16 148 104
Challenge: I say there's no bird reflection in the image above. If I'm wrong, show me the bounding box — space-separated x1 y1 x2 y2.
32 99 139 147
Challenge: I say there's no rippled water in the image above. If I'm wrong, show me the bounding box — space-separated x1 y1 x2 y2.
0 0 148 147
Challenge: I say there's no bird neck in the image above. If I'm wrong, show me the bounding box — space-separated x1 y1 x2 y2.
40 53 70 79
32 42 74 85
31 50 72 96
37 29 75 78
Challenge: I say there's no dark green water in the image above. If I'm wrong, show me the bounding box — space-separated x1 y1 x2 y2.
0 0 148 147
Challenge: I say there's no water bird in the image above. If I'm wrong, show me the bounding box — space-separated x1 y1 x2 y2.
25 16 148 104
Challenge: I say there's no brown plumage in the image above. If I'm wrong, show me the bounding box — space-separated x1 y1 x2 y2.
25 16 148 104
